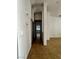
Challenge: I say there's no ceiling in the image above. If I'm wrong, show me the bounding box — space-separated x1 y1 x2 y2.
31 0 61 16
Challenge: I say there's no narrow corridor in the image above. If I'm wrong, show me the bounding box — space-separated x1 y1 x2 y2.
27 38 61 59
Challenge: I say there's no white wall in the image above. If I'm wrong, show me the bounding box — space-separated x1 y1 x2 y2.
31 5 43 21
17 0 31 59
43 0 48 45
48 12 61 39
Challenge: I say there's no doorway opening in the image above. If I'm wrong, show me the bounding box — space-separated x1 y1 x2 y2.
32 12 43 45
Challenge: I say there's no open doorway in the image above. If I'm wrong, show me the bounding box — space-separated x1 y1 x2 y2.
32 12 43 45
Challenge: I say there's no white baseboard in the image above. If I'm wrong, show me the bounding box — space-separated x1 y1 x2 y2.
50 37 61 39
25 45 31 59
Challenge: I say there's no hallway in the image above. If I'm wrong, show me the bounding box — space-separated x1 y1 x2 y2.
17 0 61 59
27 38 61 59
